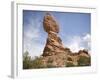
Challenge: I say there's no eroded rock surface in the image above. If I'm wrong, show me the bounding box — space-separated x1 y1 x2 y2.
42 13 67 57
43 13 59 33
40 13 91 67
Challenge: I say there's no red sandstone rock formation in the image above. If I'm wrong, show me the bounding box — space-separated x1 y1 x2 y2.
42 13 67 56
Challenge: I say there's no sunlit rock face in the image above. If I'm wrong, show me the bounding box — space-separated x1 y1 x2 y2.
42 13 67 57
41 13 90 67
43 13 59 33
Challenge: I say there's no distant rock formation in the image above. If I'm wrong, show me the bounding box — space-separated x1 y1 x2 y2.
67 49 90 66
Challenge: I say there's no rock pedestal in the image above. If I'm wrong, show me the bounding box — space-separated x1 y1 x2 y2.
41 13 90 67
42 13 66 56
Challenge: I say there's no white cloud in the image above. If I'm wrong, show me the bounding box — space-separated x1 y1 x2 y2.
24 17 45 57
82 34 91 48
24 39 45 57
24 18 41 39
64 34 91 52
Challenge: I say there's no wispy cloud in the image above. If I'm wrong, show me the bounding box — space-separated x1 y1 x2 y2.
24 17 46 57
24 17 41 39
24 39 45 57
64 34 91 52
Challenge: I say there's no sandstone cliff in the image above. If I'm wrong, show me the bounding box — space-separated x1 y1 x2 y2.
41 13 91 67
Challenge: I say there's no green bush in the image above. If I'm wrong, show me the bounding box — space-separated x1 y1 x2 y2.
32 57 45 68
23 51 46 69
46 63 56 68
78 56 91 66
23 51 33 69
66 62 75 67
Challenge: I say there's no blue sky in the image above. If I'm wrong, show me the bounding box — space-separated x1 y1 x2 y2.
23 10 91 57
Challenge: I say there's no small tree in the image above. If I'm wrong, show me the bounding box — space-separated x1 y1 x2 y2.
23 51 32 69
78 56 91 66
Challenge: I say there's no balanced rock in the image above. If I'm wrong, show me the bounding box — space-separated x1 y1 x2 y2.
42 13 66 56
43 13 59 33
41 13 90 67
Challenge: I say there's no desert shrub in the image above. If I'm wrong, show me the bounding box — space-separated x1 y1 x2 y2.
23 51 46 69
23 51 33 69
46 63 56 68
32 57 46 68
23 60 33 69
66 62 75 67
78 56 91 66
